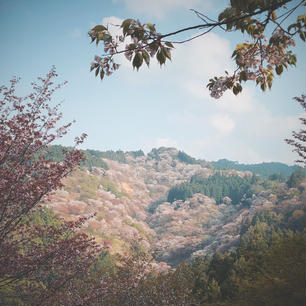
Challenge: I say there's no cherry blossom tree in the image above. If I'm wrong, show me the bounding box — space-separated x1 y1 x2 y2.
88 0 306 98
285 95 306 166
0 68 100 305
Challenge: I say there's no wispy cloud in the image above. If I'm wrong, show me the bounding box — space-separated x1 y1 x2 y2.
210 113 235 135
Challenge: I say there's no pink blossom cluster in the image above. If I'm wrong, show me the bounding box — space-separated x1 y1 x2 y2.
210 29 296 98
210 77 232 99
91 55 120 76
237 30 295 73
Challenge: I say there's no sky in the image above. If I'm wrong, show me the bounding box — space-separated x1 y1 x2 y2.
0 0 305 164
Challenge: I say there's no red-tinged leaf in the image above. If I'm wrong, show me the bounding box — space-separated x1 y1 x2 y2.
271 11 277 21
95 67 100 77
100 69 105 80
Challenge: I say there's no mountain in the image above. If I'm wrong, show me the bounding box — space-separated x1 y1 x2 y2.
44 146 306 266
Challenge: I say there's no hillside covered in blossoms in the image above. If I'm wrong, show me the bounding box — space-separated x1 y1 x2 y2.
44 146 306 266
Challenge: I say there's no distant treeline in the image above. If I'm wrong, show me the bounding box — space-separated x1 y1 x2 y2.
46 145 140 170
211 158 304 178
46 146 305 181
167 172 257 204
176 151 209 167
151 149 303 180
167 167 306 205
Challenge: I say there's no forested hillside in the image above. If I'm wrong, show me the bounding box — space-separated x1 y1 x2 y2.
40 147 306 264
44 147 306 305
2 143 306 305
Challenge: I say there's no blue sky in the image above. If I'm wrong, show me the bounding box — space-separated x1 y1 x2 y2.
1 0 305 164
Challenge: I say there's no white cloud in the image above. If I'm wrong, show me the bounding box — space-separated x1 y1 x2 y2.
183 137 265 163
119 0 211 18
165 85 300 163
214 87 255 114
241 101 300 140
170 32 233 100
210 113 235 134
101 16 123 36
100 16 135 67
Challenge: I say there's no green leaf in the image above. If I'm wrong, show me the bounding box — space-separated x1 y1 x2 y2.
247 24 255 36
239 70 247 82
233 83 242 94
161 47 171 60
92 25 107 32
260 82 266 92
231 0 248 11
102 33 112 42
96 32 104 45
121 19 134 35
233 86 239 95
150 41 159 52
145 23 156 33
218 7 231 22
165 41 174 48
128 43 137 50
275 65 283 75
90 63 97 72
132 53 143 70
297 14 306 23
142 50 150 67
156 50 166 65
288 54 297 66
121 19 133 29
227 22 234 30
